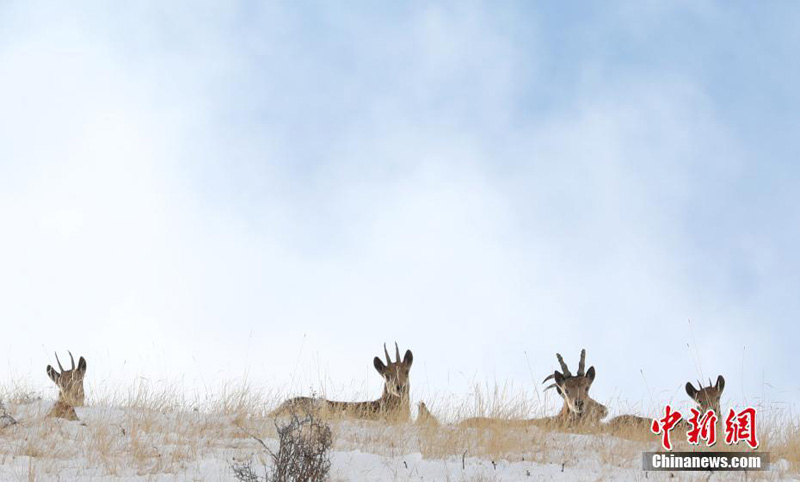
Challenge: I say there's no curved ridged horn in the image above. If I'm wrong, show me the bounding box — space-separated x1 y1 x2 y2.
55 352 65 372
577 349 586 377
384 343 392 364
69 351 76 370
395 342 401 363
556 353 571 377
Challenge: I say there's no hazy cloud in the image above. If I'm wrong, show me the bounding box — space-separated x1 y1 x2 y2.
1 1 798 413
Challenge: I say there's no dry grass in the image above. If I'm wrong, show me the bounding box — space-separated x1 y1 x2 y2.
0 379 797 480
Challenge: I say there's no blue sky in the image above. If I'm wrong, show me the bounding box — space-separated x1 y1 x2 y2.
1 1 799 414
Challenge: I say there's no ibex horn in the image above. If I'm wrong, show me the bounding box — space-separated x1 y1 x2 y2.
542 373 555 384
384 343 392 364
55 352 65 372
577 349 586 377
544 383 558 391
69 351 76 370
556 353 571 377
395 342 401 363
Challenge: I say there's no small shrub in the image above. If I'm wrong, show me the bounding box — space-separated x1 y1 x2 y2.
233 409 332 482
0 400 18 428
231 459 265 482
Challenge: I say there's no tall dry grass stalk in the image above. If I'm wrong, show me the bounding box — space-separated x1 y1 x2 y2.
0 379 796 480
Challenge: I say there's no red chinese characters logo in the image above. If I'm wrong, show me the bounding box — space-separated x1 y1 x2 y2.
651 405 683 451
724 407 759 449
686 408 717 446
652 405 759 450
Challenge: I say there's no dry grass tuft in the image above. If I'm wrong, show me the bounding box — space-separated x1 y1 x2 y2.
0 380 797 480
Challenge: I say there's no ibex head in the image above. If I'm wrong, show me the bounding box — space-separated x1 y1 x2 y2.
46 351 87 407
544 349 606 419
685 375 724 415
373 342 413 399
416 401 439 426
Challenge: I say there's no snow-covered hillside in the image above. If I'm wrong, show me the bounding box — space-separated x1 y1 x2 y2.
0 396 796 481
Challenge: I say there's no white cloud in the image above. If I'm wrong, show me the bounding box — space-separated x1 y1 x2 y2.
0 1 796 414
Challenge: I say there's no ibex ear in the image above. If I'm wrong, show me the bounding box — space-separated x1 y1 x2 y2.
46 365 59 383
552 371 565 396
78 357 87 373
685 382 698 398
585 366 596 382
715 375 725 393
373 357 386 375
403 350 413 367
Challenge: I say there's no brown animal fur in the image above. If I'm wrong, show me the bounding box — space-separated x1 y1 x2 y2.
604 374 726 438
48 400 79 421
45 351 86 421
415 402 439 427
272 343 414 422
460 349 607 431
685 375 725 415
532 349 607 429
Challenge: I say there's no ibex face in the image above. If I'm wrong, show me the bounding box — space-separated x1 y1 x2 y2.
544 349 607 421
373 342 413 400
46 351 87 407
686 375 724 415
553 367 596 414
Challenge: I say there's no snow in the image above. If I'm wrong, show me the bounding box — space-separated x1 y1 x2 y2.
0 399 795 481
